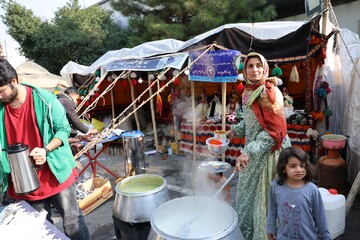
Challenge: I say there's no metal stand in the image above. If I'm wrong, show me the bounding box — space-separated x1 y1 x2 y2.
112 216 150 240
78 138 121 179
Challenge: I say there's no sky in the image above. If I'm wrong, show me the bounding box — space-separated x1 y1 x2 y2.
0 0 100 68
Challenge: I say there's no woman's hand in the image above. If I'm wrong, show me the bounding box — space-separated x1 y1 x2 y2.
29 147 47 165
235 153 249 172
225 129 235 140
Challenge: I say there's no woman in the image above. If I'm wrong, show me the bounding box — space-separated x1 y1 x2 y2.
226 52 291 240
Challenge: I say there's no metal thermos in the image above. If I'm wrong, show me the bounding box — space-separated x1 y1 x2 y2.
5 143 40 194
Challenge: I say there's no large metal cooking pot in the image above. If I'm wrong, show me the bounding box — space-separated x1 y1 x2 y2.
113 174 171 223
147 196 244 240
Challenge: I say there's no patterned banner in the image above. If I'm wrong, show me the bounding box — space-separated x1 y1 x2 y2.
189 50 240 82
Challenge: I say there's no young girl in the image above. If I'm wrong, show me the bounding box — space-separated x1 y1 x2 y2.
266 147 331 240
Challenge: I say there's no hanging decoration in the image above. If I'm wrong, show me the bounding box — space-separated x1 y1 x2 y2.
148 73 155 81
238 62 244 71
271 64 283 76
131 79 138 86
122 79 129 87
290 64 300 83
174 77 180 85
172 69 180 76
53 85 60 95
312 79 332 129
236 82 244 93
155 78 163 115
304 59 312 112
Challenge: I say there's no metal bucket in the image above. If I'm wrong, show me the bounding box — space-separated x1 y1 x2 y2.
5 143 40 194
147 196 244 240
113 174 171 223
122 130 146 176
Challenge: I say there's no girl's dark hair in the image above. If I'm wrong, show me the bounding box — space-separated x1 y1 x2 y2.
0 58 18 86
275 147 315 185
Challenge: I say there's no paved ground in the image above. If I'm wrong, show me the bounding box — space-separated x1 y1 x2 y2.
1 145 360 239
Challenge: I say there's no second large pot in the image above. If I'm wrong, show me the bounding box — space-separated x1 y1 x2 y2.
113 174 171 223
147 196 244 240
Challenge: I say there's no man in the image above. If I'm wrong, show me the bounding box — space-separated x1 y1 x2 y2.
57 87 98 138
0 59 90 239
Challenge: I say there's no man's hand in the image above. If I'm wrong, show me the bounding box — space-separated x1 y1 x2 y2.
90 129 99 135
29 147 47 165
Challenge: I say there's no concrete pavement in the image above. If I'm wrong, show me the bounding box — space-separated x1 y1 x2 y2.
62 148 360 240
1 147 360 239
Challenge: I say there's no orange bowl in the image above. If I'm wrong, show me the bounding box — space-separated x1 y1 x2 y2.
206 137 229 155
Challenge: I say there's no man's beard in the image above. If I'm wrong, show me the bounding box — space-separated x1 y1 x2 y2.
4 84 18 103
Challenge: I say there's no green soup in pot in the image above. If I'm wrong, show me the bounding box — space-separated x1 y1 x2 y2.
118 175 164 193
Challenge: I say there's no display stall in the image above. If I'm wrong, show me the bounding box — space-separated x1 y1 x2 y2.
180 121 313 162
180 121 245 162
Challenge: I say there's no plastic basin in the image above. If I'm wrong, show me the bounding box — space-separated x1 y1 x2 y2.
321 134 347 150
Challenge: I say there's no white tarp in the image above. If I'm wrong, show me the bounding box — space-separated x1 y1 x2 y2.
177 20 308 51
17 61 72 92
82 38 184 75
315 27 360 183
60 20 309 77
60 61 89 88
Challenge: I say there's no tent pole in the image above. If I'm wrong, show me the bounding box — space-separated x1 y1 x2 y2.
322 0 330 35
191 80 196 161
111 88 115 119
149 80 159 151
129 77 141 130
221 82 226 162
174 115 179 155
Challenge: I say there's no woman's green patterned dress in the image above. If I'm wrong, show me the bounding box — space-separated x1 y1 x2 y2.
231 102 291 240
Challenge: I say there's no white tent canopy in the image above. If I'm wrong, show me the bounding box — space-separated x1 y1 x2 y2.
60 61 89 88
60 20 310 78
17 61 72 92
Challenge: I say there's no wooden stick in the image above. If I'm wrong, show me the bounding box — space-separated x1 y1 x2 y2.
74 45 216 159
129 77 140 130
191 80 196 161
221 82 227 162
149 79 159 151
174 115 179 154
111 88 115 119
346 169 360 216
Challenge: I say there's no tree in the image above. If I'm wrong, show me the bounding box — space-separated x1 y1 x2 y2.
0 42 4 57
111 0 277 47
1 0 130 74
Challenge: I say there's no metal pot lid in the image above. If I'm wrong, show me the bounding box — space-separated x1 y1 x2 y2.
198 161 231 173
7 143 29 153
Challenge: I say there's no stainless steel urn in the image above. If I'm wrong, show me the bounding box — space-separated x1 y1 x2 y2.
6 143 40 194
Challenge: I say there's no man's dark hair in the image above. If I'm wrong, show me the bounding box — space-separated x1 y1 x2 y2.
64 86 78 95
0 58 18 86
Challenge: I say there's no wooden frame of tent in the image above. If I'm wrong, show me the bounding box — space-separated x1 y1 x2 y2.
73 44 217 161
